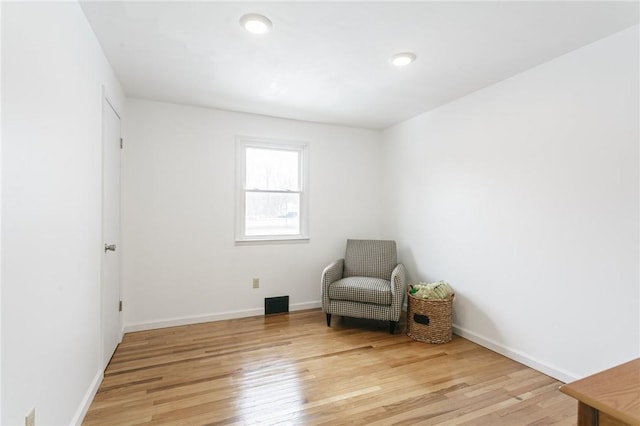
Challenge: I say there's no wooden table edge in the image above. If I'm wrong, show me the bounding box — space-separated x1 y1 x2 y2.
559 384 640 426
559 358 640 426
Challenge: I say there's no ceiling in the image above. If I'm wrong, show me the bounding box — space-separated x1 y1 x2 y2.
80 1 639 130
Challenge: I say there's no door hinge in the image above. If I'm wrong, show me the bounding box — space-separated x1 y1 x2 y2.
119 300 123 312
120 138 123 149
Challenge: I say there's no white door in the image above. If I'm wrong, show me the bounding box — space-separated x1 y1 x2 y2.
102 95 121 369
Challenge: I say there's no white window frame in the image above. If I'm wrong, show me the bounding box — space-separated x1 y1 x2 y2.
235 136 309 243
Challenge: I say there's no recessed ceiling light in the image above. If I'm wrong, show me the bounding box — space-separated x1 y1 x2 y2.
390 52 416 67
240 13 272 35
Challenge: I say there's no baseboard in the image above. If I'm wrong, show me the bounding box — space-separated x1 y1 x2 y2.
70 369 103 425
452 324 577 383
290 300 321 311
124 300 322 333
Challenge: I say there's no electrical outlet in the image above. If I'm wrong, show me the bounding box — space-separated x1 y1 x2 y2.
25 408 35 426
252 278 260 289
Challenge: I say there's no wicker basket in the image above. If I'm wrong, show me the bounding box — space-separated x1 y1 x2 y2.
407 292 454 343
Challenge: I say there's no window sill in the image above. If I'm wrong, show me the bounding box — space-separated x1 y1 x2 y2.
235 236 310 245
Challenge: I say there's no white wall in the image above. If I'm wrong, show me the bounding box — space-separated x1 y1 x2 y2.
0 0 3 421
1 3 124 425
122 99 382 329
382 25 639 382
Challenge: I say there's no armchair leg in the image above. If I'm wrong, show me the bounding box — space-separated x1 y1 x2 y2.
326 314 332 327
389 321 397 334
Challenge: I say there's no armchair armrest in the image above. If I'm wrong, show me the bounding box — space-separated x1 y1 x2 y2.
390 263 406 303
321 259 344 311
389 263 407 321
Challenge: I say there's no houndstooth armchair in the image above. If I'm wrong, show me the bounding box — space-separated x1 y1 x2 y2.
321 239 406 334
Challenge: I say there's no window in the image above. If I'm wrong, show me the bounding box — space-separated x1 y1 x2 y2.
236 137 309 242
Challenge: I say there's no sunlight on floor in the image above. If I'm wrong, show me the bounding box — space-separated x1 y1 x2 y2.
235 359 307 423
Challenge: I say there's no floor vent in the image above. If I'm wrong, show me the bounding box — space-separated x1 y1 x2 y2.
265 296 289 315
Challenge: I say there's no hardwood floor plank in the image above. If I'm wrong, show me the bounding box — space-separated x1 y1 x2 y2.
83 309 577 425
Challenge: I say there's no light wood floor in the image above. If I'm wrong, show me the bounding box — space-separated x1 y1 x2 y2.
84 309 577 425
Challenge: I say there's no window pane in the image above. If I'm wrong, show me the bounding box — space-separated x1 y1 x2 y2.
245 192 300 236
246 147 299 190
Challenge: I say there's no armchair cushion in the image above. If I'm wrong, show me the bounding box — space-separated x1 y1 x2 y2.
328 277 392 305
344 239 397 280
